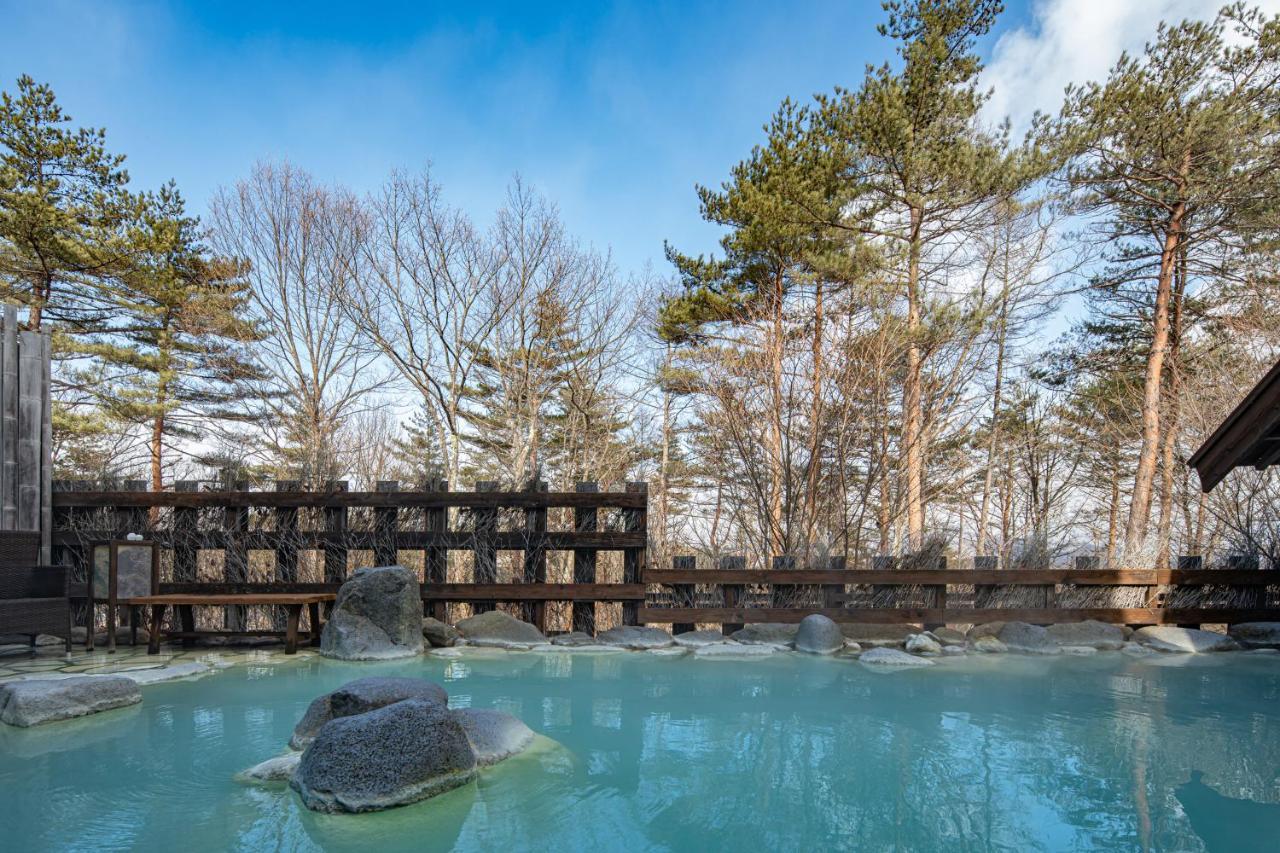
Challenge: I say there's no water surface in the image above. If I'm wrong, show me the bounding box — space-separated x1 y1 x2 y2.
3 650 1279 852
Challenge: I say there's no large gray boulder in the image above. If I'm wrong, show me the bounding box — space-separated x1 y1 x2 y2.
0 676 141 727
292 698 477 813
291 677 448 749
550 631 596 647
905 633 943 655
732 623 798 647
597 626 674 649
1134 626 1238 653
237 753 302 785
1046 621 1126 650
1228 622 1280 649
321 565 424 660
455 611 546 648
858 647 935 668
839 624 916 647
452 708 535 765
422 618 460 648
996 622 1061 655
967 622 1006 641
673 630 733 648
794 614 843 655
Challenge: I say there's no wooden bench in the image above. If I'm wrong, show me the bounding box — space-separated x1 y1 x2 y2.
127 594 335 655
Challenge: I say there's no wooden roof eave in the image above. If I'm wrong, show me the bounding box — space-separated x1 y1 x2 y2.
1189 357 1280 492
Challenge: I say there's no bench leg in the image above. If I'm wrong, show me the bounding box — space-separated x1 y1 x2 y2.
308 602 322 647
285 605 301 655
147 605 167 654
130 606 139 646
180 605 195 647
107 603 117 654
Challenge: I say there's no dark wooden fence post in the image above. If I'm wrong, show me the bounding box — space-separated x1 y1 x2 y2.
1174 554 1202 627
374 481 399 567
522 480 548 631
671 555 696 634
424 477 448 622
572 482 599 634
323 481 348 618
822 556 846 610
173 481 199 585
471 481 498 614
273 480 300 630
622 482 647 627
925 555 946 631
720 555 745 636
223 480 249 631
973 555 998 609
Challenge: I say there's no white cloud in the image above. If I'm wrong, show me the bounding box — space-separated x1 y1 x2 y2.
982 0 1280 132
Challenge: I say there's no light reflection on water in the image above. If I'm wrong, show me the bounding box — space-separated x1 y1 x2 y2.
2 651 1280 852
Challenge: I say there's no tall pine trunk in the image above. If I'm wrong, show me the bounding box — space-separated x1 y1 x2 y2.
903 208 925 548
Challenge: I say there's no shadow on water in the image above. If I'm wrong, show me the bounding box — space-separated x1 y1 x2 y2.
1176 770 1280 853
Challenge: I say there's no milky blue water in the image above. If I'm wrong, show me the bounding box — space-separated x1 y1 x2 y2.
3 650 1280 852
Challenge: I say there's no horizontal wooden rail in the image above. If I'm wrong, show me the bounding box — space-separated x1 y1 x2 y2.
636 607 1280 626
52 489 645 509
53 530 645 551
644 568 1280 586
161 581 646 601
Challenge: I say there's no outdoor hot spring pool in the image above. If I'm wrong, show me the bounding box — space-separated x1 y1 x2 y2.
3 649 1279 852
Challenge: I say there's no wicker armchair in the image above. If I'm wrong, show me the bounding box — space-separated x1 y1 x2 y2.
0 530 72 655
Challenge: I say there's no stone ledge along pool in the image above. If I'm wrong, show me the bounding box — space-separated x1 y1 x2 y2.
2 649 1279 852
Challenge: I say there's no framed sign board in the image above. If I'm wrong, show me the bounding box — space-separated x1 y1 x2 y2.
88 540 159 652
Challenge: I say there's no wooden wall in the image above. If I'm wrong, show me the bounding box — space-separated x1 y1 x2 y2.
0 305 52 560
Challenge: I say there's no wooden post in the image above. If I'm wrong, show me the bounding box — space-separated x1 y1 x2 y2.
173 481 199 583
424 477 448 621
323 481 349 594
822 555 846 610
720 555 745 636
572 482 598 634
274 480 299 630
223 480 249 631
1175 554 1202 628
671 555 696 634
38 330 51 563
622 482 647 626
374 481 399 567
472 481 498 614
522 480 548 631
924 555 946 631
0 305 17 530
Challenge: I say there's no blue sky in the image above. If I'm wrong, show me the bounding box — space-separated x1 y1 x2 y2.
0 0 1243 277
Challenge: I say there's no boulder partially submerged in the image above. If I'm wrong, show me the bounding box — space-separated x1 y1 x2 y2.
673 630 733 648
292 699 477 813
996 622 1061 655
455 611 546 649
1134 626 1238 653
0 675 141 727
291 676 448 749
238 753 302 785
840 624 915 647
905 633 942 655
597 626 674 649
731 623 798 647
422 618 460 648
1228 622 1280 649
453 708 535 765
321 565 424 660
694 643 776 658
794 615 844 655
1046 621 1126 651
858 647 935 668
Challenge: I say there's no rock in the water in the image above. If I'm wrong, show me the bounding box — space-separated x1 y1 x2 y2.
291 677 448 749
972 636 1007 654
967 622 1006 641
1060 645 1098 656
550 631 596 647
238 753 302 785
942 645 967 656
839 624 915 647
732 623 798 647
858 647 935 667
1046 621 1126 650
455 611 546 648
905 633 943 655
321 565 424 660
673 630 733 648
452 708 535 765
795 614 844 655
1228 622 1280 649
1134 626 1238 653
996 622 1061 655
422 618 459 648
0 675 141 727
930 627 966 645
292 699 477 813
123 662 210 685
597 626 674 649
1122 641 1156 657
694 643 776 658
842 641 862 654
